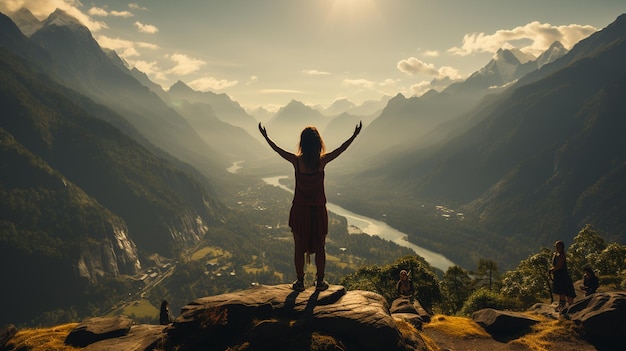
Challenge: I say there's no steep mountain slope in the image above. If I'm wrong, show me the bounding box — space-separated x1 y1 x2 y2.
264 100 331 148
0 126 140 325
171 98 269 162
350 45 568 163
0 46 229 325
0 48 226 256
25 9 229 181
374 14 626 260
0 12 49 66
167 80 259 137
164 81 267 162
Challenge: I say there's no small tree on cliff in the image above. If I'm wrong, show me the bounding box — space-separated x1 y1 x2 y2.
340 255 442 311
500 247 553 307
441 265 473 315
568 224 607 279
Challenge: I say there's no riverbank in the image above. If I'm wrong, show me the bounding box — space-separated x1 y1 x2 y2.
262 175 454 271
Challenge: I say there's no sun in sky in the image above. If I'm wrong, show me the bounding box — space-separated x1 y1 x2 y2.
1 0 624 110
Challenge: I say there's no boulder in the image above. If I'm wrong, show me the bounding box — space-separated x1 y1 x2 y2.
166 284 403 351
566 292 626 344
64 315 132 347
390 297 417 314
390 297 430 329
84 324 167 351
392 313 424 330
528 302 562 319
0 324 17 349
473 308 540 335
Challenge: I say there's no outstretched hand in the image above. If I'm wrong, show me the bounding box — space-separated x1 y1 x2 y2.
258 122 268 138
353 121 363 137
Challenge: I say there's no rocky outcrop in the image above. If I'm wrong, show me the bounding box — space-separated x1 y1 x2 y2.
390 297 432 330
167 284 409 351
77 221 141 283
56 284 425 351
472 309 540 335
565 292 626 344
480 292 626 347
65 316 133 348
0 324 17 349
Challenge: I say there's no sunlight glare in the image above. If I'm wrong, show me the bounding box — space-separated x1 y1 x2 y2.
326 0 379 26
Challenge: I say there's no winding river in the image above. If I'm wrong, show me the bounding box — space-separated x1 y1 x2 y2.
262 175 455 271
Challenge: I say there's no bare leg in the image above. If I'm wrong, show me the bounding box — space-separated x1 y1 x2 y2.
293 232 305 279
315 246 326 280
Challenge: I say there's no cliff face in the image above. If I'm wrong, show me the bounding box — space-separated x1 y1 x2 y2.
11 287 621 351
60 285 430 351
76 221 141 283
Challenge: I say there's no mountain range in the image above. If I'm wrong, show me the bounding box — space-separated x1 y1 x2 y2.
330 13 626 265
2 6 626 325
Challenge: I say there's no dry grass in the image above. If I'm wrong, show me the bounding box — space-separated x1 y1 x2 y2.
510 315 583 351
423 314 491 339
395 319 435 351
5 323 79 351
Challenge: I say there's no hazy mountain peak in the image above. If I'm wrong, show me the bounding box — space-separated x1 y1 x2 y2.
510 48 536 64
482 48 536 83
169 80 194 94
8 7 42 36
388 93 407 105
322 98 356 116
536 41 568 68
42 8 83 29
285 99 307 109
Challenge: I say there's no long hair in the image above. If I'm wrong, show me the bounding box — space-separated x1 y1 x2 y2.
298 126 326 171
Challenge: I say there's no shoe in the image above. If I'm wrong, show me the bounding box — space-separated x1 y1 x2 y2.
315 279 329 291
555 301 565 312
292 279 305 292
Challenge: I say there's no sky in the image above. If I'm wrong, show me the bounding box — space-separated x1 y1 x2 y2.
1 0 625 112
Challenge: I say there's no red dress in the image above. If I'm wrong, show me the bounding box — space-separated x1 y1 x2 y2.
288 164 328 254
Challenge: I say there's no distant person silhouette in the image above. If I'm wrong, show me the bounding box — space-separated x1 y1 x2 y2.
259 121 362 291
550 240 576 312
581 266 599 296
397 270 415 299
159 300 174 325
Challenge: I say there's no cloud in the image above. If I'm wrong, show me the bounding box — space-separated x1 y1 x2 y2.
96 35 158 58
87 7 108 17
88 7 133 18
302 69 331 76
409 81 432 96
188 77 239 91
246 76 258 86
397 57 439 76
127 60 167 81
343 79 376 89
166 54 206 76
134 21 158 34
448 21 597 57
437 66 462 80
1 0 107 31
260 89 306 94
423 50 439 57
129 3 148 11
110 10 133 18
379 78 400 87
396 57 462 81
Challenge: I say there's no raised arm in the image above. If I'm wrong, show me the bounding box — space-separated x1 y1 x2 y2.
322 121 362 165
259 123 296 164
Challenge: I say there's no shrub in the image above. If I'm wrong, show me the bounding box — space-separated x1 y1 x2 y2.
460 288 514 316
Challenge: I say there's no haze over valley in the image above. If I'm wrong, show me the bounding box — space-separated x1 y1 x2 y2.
1 1 626 327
